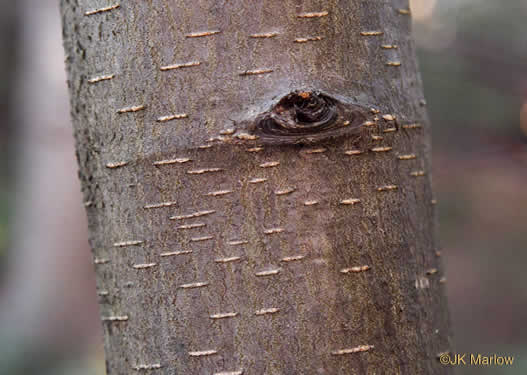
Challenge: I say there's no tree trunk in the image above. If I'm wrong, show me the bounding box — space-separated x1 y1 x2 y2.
60 1 451 374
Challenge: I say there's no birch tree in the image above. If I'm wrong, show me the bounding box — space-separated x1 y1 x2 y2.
60 1 451 374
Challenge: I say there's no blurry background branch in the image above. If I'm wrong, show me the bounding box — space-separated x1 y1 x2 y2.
0 0 18 270
0 1 102 374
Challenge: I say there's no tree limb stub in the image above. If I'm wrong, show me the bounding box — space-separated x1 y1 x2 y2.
247 90 370 145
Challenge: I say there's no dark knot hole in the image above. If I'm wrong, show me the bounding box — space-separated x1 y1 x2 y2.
274 91 337 126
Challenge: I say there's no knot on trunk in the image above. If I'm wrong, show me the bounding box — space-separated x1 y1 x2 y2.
249 90 369 145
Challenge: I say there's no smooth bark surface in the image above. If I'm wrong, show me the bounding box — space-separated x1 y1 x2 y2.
61 0 451 374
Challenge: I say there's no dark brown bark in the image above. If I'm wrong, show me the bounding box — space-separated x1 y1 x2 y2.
60 1 452 374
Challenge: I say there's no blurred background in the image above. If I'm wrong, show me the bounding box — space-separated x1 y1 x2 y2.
0 0 526 374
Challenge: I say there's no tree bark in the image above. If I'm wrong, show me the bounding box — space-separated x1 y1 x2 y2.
60 1 451 374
